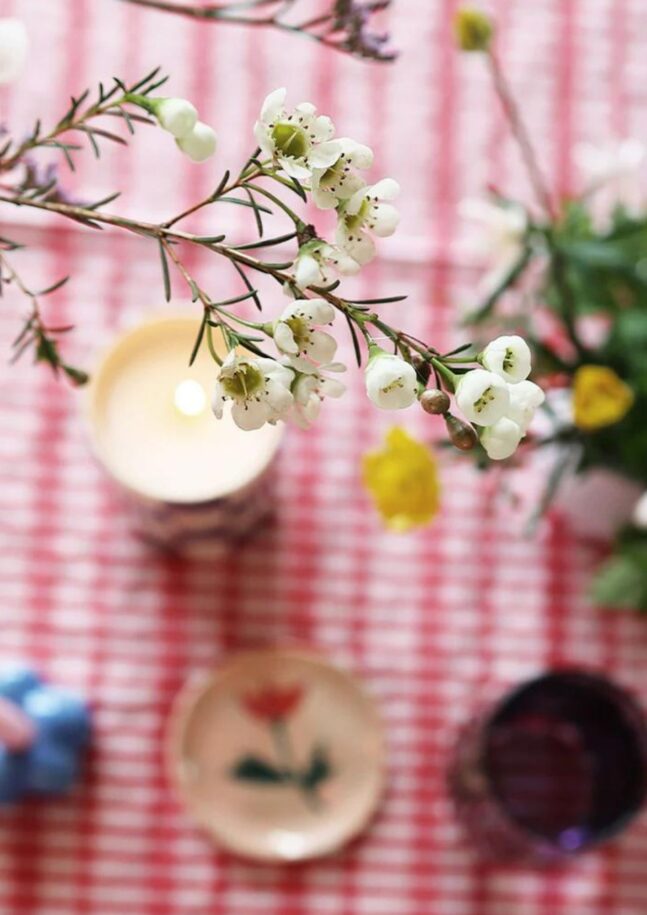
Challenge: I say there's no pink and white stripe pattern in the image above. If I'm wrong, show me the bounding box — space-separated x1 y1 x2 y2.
2 0 647 912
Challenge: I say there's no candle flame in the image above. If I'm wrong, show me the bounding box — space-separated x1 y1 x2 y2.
174 379 207 417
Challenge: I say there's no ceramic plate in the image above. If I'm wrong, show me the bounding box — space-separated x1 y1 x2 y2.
167 648 386 862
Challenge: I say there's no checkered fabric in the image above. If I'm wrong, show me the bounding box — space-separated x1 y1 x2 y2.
2 0 647 912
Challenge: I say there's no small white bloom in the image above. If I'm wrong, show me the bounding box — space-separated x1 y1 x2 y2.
456 369 510 426
212 352 293 431
155 98 198 138
506 380 545 432
633 492 647 529
273 298 337 368
254 87 341 181
336 178 400 267
575 139 646 222
459 197 527 295
480 417 523 460
0 18 28 85
176 121 217 162
310 138 373 210
481 334 532 383
365 351 417 410
291 362 346 428
293 240 360 288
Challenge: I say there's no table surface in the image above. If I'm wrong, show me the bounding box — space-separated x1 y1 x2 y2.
2 0 647 913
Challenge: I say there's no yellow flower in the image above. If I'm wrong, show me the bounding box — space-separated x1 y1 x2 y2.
362 427 441 532
573 365 635 431
454 8 493 52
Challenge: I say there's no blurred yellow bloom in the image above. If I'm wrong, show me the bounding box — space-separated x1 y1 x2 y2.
454 8 493 52
362 427 440 532
573 365 634 431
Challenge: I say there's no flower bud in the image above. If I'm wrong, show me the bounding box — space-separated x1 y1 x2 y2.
445 413 478 451
156 97 198 139
454 8 493 52
176 121 218 163
420 388 450 415
365 349 417 411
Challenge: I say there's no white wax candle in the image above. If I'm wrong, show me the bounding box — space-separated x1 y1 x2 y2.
87 315 283 505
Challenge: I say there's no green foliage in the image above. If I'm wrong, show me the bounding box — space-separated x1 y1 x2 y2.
591 528 647 612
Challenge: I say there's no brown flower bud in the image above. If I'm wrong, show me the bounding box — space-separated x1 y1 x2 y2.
444 413 478 451
454 8 493 52
411 352 431 385
420 388 451 415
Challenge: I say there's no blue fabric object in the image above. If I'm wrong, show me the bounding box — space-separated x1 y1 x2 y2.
0 666 91 805
0 666 41 706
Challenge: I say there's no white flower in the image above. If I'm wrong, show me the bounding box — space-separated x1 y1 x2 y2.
480 417 523 460
365 350 417 410
481 334 532 383
273 298 337 369
293 240 360 288
456 369 510 426
575 139 646 221
0 19 28 85
254 87 341 181
633 492 647 529
155 98 198 139
459 197 527 294
291 362 346 428
212 352 293 431
176 122 217 162
336 178 400 267
506 380 545 432
310 138 373 210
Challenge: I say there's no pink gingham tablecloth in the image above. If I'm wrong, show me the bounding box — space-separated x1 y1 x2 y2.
2 1 647 912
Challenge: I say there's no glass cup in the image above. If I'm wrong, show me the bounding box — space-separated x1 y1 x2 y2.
448 670 647 864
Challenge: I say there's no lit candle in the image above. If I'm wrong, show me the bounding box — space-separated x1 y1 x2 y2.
86 315 284 550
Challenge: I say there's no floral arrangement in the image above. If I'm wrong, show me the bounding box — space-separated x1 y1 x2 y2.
453 9 647 611
0 17 543 457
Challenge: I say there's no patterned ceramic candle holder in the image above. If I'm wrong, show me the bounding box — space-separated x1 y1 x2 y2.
448 670 647 864
0 664 92 804
166 649 386 862
86 314 284 555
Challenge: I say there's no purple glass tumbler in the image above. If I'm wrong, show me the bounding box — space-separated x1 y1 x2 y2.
448 670 647 864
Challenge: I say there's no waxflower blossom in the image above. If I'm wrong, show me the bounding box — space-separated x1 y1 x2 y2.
365 349 417 410
154 98 198 139
362 427 441 531
459 198 527 293
291 363 346 428
481 334 532 384
506 380 545 432
336 178 400 267
212 352 294 431
254 88 341 180
176 121 217 162
0 19 28 85
293 240 359 288
480 416 523 460
456 368 510 426
310 138 373 210
273 298 338 369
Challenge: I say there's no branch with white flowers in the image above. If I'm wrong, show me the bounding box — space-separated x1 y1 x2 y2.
117 0 397 62
0 20 538 457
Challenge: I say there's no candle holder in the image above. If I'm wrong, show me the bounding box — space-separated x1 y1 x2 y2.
448 670 647 864
86 315 284 554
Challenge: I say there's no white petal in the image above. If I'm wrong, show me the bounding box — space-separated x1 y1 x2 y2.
295 101 316 117
265 377 294 415
274 321 299 355
231 400 270 431
253 120 274 156
297 298 335 325
325 247 361 276
480 417 523 460
307 140 342 169
482 335 532 383
336 225 376 266
311 184 338 210
311 115 335 142
261 87 286 123
456 369 510 426
370 178 400 200
365 354 417 410
260 358 294 388
176 122 217 162
279 157 312 180
323 361 347 373
506 380 545 431
211 383 225 419
307 329 338 363
345 186 368 216
320 376 346 398
338 138 374 169
157 98 198 139
0 19 28 85
371 203 400 237
294 253 323 287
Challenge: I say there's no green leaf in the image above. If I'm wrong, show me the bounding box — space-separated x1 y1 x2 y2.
301 745 332 790
591 549 647 612
231 755 286 784
158 240 171 302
